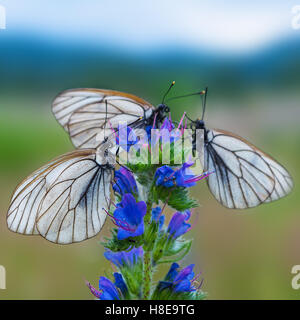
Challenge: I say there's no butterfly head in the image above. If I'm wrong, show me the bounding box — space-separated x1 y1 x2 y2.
155 103 170 122
157 103 170 114
190 118 206 130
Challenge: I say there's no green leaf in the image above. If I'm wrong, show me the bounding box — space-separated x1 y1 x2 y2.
153 185 198 211
157 239 192 264
102 228 143 252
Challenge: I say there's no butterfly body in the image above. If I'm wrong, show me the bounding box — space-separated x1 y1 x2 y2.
153 104 171 123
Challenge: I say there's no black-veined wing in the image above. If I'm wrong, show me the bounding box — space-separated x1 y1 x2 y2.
7 149 112 244
52 88 155 149
204 129 293 209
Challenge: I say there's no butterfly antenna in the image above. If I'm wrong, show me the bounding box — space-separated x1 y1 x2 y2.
201 87 208 120
166 90 205 103
184 113 194 122
162 81 176 104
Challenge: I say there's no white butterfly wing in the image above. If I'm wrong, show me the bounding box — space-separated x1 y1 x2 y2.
204 129 293 209
7 166 48 235
7 152 80 235
36 161 111 244
52 88 155 149
7 149 112 244
257 153 293 203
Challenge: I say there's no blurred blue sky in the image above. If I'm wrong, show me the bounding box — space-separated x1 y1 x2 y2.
1 0 299 53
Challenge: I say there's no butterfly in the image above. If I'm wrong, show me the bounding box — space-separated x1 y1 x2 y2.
7 148 115 244
188 88 293 209
7 86 174 244
52 86 173 149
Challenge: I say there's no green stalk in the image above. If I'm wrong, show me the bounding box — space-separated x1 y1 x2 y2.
144 194 153 225
142 250 152 300
142 195 154 300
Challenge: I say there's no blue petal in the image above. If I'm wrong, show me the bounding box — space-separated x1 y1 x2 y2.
104 250 123 268
151 207 161 221
114 273 128 297
113 167 137 195
151 207 165 230
104 247 143 268
155 166 176 188
174 264 195 282
99 277 120 300
165 263 180 282
158 215 165 230
117 221 144 240
174 280 195 293
161 118 175 132
168 211 191 238
174 162 197 187
114 194 146 227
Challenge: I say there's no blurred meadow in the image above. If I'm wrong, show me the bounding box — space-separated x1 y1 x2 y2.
0 0 300 299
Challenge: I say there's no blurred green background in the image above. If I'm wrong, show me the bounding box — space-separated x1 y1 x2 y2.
0 0 299 299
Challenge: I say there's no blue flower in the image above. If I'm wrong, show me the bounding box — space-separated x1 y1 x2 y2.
172 264 196 292
161 117 175 132
116 126 138 151
155 163 214 188
158 263 201 294
113 273 128 297
160 116 184 144
86 276 120 300
151 207 165 230
165 262 180 281
155 166 176 188
112 193 147 240
174 162 197 187
104 246 144 269
113 167 137 196
167 211 191 238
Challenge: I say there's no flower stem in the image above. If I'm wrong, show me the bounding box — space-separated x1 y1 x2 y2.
144 195 153 225
142 196 154 299
142 250 152 299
